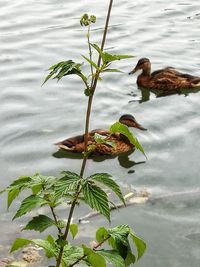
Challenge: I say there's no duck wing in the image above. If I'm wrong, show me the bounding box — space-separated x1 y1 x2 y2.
151 67 179 78
55 134 84 147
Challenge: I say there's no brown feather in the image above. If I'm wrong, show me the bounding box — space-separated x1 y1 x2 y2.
131 58 200 91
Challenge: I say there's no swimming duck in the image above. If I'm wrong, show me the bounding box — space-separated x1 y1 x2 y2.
56 114 146 155
129 58 200 91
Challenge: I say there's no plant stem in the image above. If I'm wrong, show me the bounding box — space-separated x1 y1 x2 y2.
87 24 94 86
69 236 110 267
50 206 62 235
55 1 113 266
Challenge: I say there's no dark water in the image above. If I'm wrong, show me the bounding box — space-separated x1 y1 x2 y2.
0 0 200 266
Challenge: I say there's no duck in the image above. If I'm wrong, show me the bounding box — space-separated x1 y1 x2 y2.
129 58 200 91
55 114 147 155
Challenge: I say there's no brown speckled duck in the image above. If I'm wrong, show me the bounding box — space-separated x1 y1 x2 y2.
56 114 146 155
129 58 200 91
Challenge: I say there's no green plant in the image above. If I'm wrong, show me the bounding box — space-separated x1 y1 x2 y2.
1 1 146 266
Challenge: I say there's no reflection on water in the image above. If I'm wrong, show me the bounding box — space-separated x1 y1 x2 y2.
53 149 146 170
129 86 200 103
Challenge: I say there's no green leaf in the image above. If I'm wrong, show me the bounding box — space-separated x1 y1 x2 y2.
10 238 32 253
82 181 110 221
7 176 31 189
13 195 46 220
90 43 104 60
69 224 78 239
32 239 58 258
130 231 146 260
94 133 116 148
96 227 109 243
7 188 20 209
57 220 66 229
55 171 81 198
29 173 57 193
98 250 125 267
3 176 31 207
42 60 87 85
83 245 106 267
102 68 123 73
82 55 98 70
108 225 130 246
124 249 136 266
102 53 134 64
62 244 84 267
31 184 43 194
23 215 54 232
110 121 146 157
89 173 125 205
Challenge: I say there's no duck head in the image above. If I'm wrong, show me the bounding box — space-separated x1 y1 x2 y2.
119 114 147 131
129 58 151 76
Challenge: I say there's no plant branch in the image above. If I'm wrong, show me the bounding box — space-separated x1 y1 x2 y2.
50 206 62 235
55 1 114 266
87 24 94 86
69 236 110 267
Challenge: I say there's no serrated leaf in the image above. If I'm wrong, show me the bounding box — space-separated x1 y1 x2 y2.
70 224 78 239
10 238 32 253
130 231 146 260
23 215 54 232
110 122 146 157
82 182 110 221
108 225 130 246
62 244 83 267
98 250 125 267
82 55 98 70
83 245 106 267
42 60 87 85
55 171 81 198
96 227 109 243
8 176 31 189
13 195 46 220
32 239 58 258
30 173 57 190
89 173 125 205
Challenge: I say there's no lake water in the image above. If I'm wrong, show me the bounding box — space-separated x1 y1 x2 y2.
0 0 200 266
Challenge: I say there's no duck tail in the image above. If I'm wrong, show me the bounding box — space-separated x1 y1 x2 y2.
57 144 74 151
191 77 200 87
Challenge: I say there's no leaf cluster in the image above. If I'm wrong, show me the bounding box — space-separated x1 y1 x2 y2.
10 224 146 267
1 172 124 227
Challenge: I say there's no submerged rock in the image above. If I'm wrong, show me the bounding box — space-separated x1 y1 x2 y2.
0 246 41 267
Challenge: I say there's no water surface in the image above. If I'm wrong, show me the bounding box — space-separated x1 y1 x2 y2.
0 0 200 266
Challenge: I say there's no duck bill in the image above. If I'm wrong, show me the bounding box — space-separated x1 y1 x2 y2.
134 122 147 131
128 68 136 75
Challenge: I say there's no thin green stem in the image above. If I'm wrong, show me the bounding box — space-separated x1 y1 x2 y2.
55 1 113 266
87 24 94 86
